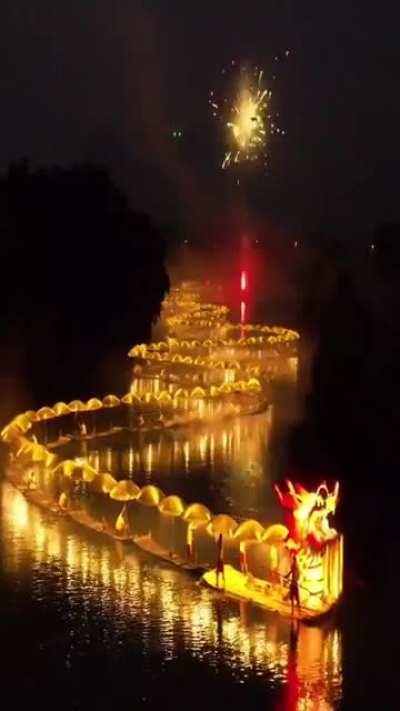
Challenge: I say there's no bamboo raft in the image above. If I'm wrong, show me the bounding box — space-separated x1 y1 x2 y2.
133 534 206 573
69 509 132 542
202 565 333 621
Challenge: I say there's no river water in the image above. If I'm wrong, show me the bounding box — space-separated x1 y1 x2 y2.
0 405 396 709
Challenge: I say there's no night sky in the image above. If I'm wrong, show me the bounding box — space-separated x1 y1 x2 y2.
1 1 400 237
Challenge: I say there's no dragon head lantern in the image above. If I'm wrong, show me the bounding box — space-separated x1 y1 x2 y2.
274 480 339 551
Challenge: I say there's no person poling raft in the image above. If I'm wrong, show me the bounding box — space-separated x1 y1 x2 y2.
285 551 300 617
215 533 226 589
202 479 343 621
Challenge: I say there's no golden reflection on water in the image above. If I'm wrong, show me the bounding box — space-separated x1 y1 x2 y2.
109 412 276 519
1 480 342 708
115 412 272 481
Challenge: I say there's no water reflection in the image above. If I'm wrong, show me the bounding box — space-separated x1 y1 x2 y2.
115 412 273 479
0 480 342 708
77 411 279 520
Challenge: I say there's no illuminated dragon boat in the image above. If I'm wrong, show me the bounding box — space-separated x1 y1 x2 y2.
203 480 343 620
0 282 342 620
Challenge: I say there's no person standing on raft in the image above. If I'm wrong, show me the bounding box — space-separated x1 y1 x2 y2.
286 552 301 617
216 533 225 589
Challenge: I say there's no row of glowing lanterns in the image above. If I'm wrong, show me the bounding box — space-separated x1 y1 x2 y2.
2 380 263 436
2 402 289 546
129 288 298 393
142 328 299 348
160 285 299 345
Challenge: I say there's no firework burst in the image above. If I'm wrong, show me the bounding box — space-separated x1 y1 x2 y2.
210 60 285 171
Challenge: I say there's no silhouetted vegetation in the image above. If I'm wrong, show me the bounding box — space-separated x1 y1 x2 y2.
0 161 169 413
292 227 400 469
288 226 400 583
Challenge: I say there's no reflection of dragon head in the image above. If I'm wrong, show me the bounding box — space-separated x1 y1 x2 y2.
274 480 339 549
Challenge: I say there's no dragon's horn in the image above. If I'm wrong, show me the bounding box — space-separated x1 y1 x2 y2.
274 483 283 502
285 479 295 495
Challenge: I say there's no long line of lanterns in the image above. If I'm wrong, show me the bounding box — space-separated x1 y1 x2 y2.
1 401 288 548
1 281 299 564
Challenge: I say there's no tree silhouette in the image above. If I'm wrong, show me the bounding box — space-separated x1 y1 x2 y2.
307 269 372 457
0 161 169 411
